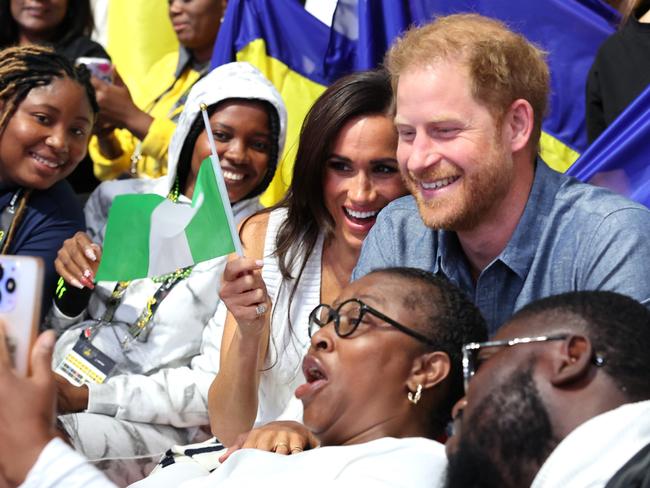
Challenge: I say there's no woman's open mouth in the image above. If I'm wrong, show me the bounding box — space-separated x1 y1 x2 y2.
341 206 381 234
295 355 329 402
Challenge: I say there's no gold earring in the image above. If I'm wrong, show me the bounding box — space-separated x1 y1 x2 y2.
408 384 423 405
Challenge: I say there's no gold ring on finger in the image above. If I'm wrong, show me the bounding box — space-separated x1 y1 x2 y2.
273 442 288 452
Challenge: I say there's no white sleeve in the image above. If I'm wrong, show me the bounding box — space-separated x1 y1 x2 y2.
20 438 116 488
82 182 110 243
84 303 226 427
46 303 86 335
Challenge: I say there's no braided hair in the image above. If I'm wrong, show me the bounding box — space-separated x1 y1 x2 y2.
0 45 98 254
0 45 98 138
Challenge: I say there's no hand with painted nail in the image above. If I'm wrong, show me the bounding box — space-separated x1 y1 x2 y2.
54 232 103 290
219 257 271 335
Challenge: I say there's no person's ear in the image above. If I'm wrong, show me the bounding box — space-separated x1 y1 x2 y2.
407 351 451 392
503 98 534 153
550 335 593 387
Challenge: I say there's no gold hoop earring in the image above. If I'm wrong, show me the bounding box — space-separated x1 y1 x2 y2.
408 384 423 405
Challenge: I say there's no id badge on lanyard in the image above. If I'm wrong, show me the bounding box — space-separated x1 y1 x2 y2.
54 281 128 386
55 332 117 386
54 268 191 386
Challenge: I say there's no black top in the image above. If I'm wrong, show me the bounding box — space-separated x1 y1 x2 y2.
605 442 650 488
55 35 108 61
0 180 85 320
585 14 650 143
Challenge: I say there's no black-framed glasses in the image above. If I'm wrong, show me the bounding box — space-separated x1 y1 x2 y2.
461 333 606 393
308 298 437 346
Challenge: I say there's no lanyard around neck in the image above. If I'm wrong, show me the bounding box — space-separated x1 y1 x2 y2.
0 188 28 253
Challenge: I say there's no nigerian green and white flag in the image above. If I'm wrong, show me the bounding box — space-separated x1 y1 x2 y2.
96 156 239 281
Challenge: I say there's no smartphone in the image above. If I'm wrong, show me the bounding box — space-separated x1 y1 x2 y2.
0 256 43 376
76 56 113 83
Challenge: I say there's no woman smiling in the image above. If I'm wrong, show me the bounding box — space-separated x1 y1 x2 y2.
0 45 97 316
209 69 409 448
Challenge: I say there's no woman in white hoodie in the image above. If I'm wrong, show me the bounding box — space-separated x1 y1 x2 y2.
45 62 287 483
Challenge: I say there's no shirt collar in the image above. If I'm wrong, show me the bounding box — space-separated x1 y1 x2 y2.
436 229 475 287
435 158 559 281
498 158 559 279
174 46 210 78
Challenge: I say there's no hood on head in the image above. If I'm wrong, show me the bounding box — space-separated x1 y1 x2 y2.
166 61 288 199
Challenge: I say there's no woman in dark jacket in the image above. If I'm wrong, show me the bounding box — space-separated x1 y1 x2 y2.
0 0 109 194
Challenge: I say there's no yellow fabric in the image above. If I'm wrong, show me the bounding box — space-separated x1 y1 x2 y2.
106 0 178 103
89 51 202 181
235 40 327 206
540 131 580 173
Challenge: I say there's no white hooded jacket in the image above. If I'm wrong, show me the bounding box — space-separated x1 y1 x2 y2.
49 62 287 430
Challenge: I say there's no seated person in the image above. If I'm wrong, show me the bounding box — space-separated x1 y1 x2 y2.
446 290 650 488
89 0 228 180
209 69 408 446
353 14 650 334
0 267 489 487
0 0 109 194
0 45 97 317
46 61 286 484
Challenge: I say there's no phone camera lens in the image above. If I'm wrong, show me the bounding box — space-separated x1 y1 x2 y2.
5 278 15 293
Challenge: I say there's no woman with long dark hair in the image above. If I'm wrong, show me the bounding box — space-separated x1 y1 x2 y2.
209 69 409 446
0 0 105 60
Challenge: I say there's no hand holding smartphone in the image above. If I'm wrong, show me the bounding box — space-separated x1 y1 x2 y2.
76 56 113 83
0 256 44 376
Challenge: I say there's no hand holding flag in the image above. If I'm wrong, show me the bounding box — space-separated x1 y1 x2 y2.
96 104 242 282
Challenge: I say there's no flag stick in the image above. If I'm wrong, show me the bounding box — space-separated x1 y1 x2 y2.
200 103 244 257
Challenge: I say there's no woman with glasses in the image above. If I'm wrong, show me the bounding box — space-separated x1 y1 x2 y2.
0 268 487 487
208 69 409 448
126 267 487 486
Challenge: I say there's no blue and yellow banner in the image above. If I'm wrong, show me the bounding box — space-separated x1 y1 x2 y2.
567 83 650 208
212 0 622 205
212 0 342 206
341 0 619 173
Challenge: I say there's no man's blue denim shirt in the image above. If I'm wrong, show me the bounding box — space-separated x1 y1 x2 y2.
353 160 650 335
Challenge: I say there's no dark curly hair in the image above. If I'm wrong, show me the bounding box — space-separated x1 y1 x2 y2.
369 267 488 435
